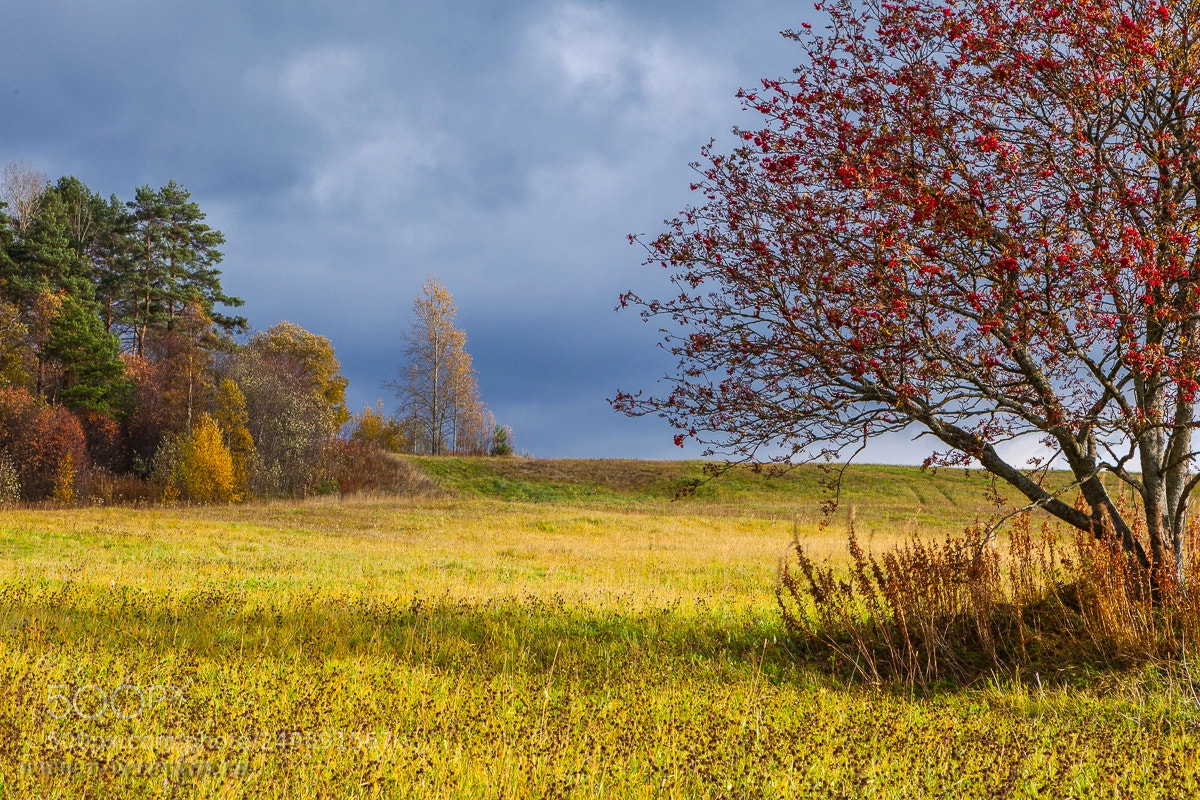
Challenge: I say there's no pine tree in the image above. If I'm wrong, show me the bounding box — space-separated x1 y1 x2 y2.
42 293 129 415
3 188 93 309
126 182 245 355
48 178 137 339
90 194 137 339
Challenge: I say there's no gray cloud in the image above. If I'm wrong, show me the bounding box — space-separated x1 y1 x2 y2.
0 0 906 461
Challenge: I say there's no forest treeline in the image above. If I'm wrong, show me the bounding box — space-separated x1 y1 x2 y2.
0 162 507 504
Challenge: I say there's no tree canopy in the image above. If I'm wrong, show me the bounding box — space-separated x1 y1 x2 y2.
389 276 497 456
615 0 1200 581
0 167 360 502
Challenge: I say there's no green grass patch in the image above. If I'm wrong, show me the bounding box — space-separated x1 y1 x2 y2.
408 457 1031 531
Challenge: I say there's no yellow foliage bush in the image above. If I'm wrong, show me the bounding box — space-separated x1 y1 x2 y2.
178 413 235 503
214 379 255 502
349 400 411 453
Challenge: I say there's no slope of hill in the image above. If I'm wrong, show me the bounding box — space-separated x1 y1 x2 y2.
406 456 1077 533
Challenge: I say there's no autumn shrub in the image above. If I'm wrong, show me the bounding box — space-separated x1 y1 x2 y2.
77 410 126 473
214 379 254 501
82 469 158 504
778 510 1200 688
27 407 88 502
0 386 37 429
348 400 412 453
318 439 442 496
176 413 236 503
0 386 89 501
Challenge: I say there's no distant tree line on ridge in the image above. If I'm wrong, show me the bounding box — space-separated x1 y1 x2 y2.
0 161 510 505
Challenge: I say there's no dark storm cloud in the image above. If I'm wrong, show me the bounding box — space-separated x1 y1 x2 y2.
1 0 875 459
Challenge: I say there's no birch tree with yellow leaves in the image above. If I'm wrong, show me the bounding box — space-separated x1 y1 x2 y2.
389 276 495 455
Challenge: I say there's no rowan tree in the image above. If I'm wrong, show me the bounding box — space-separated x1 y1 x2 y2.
615 0 1200 584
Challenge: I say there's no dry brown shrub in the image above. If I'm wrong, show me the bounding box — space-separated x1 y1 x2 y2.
81 469 158 504
319 440 442 497
778 509 1200 688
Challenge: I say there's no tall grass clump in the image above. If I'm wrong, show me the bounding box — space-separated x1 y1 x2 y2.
778 506 1200 688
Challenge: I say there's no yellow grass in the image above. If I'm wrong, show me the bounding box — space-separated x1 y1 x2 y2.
2 464 1196 798
1 495 851 612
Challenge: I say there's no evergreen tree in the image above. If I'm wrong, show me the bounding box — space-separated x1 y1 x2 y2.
3 188 93 308
89 194 137 339
127 181 245 355
51 177 103 251
490 425 513 457
42 293 129 415
48 178 136 338
0 205 15 280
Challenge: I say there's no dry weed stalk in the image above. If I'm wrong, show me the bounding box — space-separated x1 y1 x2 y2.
778 507 1200 688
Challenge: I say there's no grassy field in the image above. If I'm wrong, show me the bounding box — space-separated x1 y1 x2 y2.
1 460 1198 797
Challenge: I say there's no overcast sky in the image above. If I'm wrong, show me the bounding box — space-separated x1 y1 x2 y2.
0 0 949 461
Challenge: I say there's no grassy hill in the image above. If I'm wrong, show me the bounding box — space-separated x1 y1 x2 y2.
407 456 1076 534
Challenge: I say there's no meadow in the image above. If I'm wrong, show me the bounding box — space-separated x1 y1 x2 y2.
2 459 1199 798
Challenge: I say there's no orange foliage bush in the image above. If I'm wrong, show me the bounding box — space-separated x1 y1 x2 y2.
0 386 89 501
